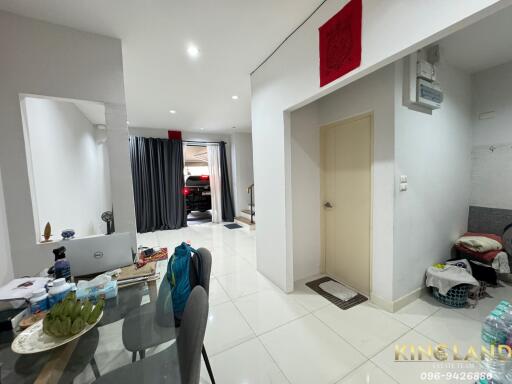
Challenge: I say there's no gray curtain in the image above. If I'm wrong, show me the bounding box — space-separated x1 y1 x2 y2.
129 136 187 233
219 141 235 222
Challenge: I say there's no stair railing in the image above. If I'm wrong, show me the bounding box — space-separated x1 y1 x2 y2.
247 184 255 224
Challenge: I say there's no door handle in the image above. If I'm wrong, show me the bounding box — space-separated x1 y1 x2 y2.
94 251 104 259
324 202 333 208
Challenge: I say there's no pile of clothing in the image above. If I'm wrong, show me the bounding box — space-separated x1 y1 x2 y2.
455 232 510 275
426 260 479 296
426 228 512 306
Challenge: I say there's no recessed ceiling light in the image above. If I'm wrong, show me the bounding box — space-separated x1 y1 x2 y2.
126 121 130 125
187 44 200 58
169 110 176 114
200 128 204 131
231 95 239 100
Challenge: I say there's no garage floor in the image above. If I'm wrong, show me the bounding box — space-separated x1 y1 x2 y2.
187 210 212 225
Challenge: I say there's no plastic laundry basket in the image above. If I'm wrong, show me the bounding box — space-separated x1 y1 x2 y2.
432 284 470 308
469 281 488 300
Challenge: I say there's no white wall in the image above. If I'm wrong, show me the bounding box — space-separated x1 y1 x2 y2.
470 61 512 209
97 130 112 223
0 166 14 286
290 103 321 281
231 132 254 216
251 0 508 292
472 61 512 146
393 60 473 300
291 58 474 303
0 11 135 276
471 146 512 210
290 65 396 301
23 97 112 239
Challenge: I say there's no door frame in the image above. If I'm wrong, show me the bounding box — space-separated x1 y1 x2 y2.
320 112 374 297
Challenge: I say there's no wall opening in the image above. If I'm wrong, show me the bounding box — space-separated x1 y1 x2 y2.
289 5 512 308
20 94 112 244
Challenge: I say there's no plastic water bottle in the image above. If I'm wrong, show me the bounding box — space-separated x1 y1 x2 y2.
481 310 508 383
496 301 512 329
496 302 512 383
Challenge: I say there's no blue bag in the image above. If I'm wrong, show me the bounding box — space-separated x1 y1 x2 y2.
167 242 202 320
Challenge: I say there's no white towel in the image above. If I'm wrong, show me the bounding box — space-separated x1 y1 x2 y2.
319 280 358 301
426 265 479 295
492 252 511 274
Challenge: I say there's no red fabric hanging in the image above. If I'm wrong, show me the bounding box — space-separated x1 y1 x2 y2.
168 130 182 140
319 0 362 87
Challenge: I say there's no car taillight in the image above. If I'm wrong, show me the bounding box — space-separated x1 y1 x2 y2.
200 175 209 180
182 187 190 196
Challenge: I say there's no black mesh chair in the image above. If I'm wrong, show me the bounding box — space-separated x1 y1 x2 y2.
121 248 215 383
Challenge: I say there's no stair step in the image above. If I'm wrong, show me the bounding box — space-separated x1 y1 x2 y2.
235 216 256 230
239 210 255 223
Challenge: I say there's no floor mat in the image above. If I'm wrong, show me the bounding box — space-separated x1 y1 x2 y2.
224 223 243 229
306 276 367 310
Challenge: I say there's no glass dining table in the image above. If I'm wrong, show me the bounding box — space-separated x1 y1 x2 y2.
0 270 180 384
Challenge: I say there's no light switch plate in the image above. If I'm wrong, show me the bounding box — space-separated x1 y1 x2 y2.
400 175 408 183
399 182 408 192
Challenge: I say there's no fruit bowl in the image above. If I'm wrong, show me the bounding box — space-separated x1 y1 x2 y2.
12 294 104 354
11 308 103 354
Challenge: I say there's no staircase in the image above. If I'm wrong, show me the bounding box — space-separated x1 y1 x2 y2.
235 184 255 230
235 204 255 230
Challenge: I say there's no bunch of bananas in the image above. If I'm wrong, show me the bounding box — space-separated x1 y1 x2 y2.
42 292 104 338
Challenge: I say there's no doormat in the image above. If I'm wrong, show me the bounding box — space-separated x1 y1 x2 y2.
224 223 243 229
306 276 367 310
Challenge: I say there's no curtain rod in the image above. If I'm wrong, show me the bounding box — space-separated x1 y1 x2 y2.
130 136 227 146
182 140 226 146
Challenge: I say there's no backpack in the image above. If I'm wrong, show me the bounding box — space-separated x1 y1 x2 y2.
167 242 202 321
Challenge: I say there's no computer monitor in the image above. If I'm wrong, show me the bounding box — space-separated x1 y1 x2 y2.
65 232 133 277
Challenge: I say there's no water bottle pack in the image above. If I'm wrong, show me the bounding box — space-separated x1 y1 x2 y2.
480 300 512 383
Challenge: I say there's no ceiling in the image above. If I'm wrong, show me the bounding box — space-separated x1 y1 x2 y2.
440 4 512 74
0 0 322 133
73 99 105 126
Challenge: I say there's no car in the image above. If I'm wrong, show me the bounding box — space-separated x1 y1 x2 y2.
183 175 211 215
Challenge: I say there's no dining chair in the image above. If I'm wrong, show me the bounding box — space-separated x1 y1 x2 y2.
122 247 215 383
122 271 175 362
93 285 209 384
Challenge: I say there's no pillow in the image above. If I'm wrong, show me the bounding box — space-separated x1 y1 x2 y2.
455 234 502 253
463 232 503 244
456 248 501 263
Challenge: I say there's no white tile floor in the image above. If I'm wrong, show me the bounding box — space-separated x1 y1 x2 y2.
133 223 512 384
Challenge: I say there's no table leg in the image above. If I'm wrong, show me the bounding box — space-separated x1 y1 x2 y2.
34 338 80 384
148 279 158 302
